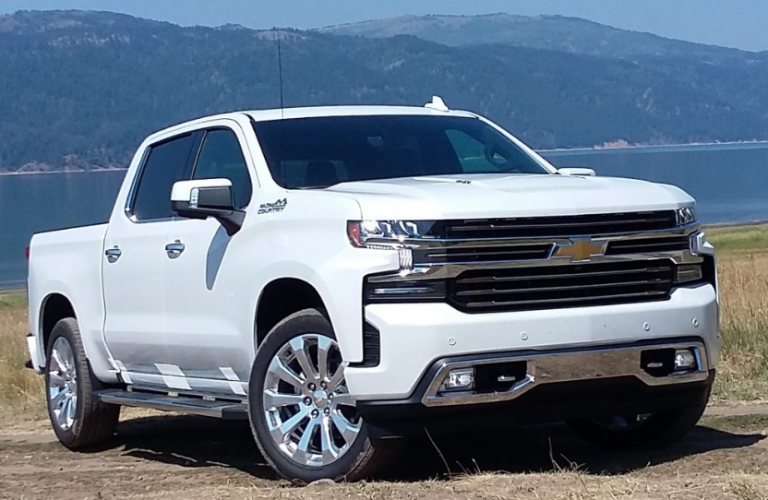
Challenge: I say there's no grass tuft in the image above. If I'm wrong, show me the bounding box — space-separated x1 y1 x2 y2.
0 294 45 419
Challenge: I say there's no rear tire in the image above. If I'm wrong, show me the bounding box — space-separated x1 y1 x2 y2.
248 308 401 483
568 387 710 449
45 318 120 449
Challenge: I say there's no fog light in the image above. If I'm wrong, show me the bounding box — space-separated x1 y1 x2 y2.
441 368 475 392
675 264 703 284
674 349 698 371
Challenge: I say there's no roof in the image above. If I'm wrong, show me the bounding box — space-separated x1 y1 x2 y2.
147 104 480 143
245 105 478 122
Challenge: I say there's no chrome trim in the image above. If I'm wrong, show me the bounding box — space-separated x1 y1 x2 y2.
422 341 710 407
367 252 704 283
365 223 700 250
105 246 122 263
165 240 185 259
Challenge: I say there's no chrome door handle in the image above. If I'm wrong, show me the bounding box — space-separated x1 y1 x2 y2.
105 246 122 263
165 240 185 259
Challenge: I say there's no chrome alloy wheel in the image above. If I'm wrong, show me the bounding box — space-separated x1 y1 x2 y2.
263 334 362 467
47 337 78 431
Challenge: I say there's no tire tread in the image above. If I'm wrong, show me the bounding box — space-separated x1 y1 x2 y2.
46 318 120 449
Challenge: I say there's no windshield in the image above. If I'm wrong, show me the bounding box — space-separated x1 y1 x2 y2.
252 115 552 189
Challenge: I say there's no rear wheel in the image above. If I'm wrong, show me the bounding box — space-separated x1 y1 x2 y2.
45 318 120 449
248 309 400 483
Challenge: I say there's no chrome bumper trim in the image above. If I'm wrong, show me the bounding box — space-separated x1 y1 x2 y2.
422 341 709 407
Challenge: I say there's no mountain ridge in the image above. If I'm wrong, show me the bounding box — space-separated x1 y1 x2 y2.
1 10 768 172
320 13 761 62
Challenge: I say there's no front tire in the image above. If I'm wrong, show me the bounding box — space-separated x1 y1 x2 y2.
567 390 710 449
248 309 400 483
45 318 120 449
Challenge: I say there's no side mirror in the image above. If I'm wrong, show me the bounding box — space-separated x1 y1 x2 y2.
558 167 596 177
171 179 245 236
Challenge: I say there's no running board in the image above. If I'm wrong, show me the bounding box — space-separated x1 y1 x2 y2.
96 389 248 420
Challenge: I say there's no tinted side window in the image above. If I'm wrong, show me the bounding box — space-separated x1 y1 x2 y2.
131 134 195 221
193 129 253 208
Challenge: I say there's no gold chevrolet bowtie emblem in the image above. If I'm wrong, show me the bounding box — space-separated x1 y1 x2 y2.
554 238 606 262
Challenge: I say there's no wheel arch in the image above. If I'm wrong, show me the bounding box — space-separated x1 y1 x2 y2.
40 293 77 352
255 278 327 347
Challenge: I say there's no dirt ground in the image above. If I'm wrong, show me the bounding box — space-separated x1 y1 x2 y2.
2 407 768 500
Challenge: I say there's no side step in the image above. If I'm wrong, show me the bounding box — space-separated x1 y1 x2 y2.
96 389 248 420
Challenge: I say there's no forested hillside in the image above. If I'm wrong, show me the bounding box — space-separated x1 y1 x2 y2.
1 10 768 172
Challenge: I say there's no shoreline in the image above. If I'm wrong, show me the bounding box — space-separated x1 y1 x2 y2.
0 168 127 177
704 219 768 229
540 140 768 154
3 140 768 176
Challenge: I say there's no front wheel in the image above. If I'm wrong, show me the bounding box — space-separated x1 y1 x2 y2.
567 393 709 449
248 309 400 483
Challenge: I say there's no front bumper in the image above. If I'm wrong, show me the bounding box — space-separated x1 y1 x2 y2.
359 368 715 438
420 339 709 407
345 283 719 400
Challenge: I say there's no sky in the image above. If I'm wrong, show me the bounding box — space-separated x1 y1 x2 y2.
2 0 768 52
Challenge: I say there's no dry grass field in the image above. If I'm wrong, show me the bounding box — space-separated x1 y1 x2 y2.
1 224 767 499
709 224 768 401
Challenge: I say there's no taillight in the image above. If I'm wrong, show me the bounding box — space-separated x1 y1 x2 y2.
25 246 30 261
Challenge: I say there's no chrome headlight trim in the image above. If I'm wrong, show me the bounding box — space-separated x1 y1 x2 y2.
675 207 697 226
347 220 437 248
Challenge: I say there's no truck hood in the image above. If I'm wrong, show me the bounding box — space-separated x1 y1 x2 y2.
325 173 694 220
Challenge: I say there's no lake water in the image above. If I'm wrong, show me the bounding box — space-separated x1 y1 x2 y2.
1 143 767 287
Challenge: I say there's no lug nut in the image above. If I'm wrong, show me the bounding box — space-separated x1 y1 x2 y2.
328 393 334 400
303 397 312 406
324 408 330 416
308 383 316 391
311 409 319 418
320 381 327 390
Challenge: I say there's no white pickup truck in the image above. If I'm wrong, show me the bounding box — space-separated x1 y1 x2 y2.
27 98 719 483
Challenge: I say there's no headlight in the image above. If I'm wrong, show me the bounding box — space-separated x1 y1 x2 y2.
675 207 697 226
347 220 436 248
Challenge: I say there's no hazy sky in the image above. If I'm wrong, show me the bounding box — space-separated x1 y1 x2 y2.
2 0 768 52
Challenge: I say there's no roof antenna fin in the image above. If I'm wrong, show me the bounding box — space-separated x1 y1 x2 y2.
425 95 449 112
277 33 285 119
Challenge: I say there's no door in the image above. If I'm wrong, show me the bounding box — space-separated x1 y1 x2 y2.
102 132 198 376
162 126 257 389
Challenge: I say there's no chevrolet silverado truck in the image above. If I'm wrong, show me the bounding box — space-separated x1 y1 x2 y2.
26 98 719 483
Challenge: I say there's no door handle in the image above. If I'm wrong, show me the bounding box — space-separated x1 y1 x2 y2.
165 240 185 259
105 246 122 263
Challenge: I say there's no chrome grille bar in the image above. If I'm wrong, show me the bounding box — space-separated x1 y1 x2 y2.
444 211 679 239
449 260 676 312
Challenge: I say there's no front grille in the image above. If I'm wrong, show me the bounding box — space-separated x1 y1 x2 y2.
606 236 690 255
414 243 553 264
441 211 677 239
449 260 675 313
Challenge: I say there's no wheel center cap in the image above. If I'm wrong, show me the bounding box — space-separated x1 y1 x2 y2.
313 390 329 409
